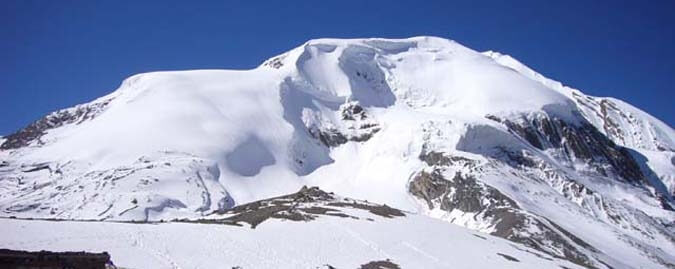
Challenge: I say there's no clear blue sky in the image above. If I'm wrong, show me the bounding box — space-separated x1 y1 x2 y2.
2 0 673 135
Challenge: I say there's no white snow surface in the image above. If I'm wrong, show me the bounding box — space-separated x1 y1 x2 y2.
2 36 588 214
0 214 583 269
1 36 674 269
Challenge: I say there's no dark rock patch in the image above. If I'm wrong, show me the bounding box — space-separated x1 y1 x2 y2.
657 194 674 211
485 113 646 185
418 150 473 167
497 253 520 262
410 169 518 213
408 170 449 209
184 186 405 228
308 102 381 148
309 124 381 148
1 99 111 150
359 259 400 269
21 164 51 173
0 249 111 269
409 166 597 269
341 103 366 121
326 202 404 218
472 234 487 240
311 128 349 147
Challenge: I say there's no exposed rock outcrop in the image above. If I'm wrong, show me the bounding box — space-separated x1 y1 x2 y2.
1 99 111 150
189 186 404 228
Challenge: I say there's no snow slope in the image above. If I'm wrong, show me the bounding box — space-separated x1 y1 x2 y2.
1 36 575 218
0 188 584 269
0 216 583 269
1 36 674 268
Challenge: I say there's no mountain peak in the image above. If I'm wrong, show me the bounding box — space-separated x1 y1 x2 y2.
2 36 674 269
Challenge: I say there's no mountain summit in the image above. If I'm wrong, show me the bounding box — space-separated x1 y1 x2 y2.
1 37 674 268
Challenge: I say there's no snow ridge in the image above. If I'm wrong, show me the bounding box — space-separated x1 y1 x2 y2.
1 36 674 269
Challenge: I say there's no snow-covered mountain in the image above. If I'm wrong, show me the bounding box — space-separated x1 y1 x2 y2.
1 36 673 268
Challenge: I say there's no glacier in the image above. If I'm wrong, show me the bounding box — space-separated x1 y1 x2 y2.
1 36 673 269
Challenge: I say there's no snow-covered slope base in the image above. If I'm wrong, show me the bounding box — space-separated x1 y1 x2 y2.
0 188 583 269
0 218 579 269
1 36 674 268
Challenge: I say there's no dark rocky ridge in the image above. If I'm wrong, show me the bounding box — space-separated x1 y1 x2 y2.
1 99 111 150
410 110 675 268
359 259 401 269
182 186 404 228
410 150 599 268
0 249 111 269
486 112 674 212
309 103 381 148
486 113 646 185
261 54 287 69
572 92 673 152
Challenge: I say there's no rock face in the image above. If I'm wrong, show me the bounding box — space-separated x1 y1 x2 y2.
572 92 674 152
0 99 111 150
307 102 381 147
410 113 674 268
0 249 111 269
1 37 674 269
187 186 404 228
410 152 596 268
487 113 646 185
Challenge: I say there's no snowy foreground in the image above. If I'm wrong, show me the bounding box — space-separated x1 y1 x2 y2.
1 36 674 268
1 187 584 268
0 214 582 269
